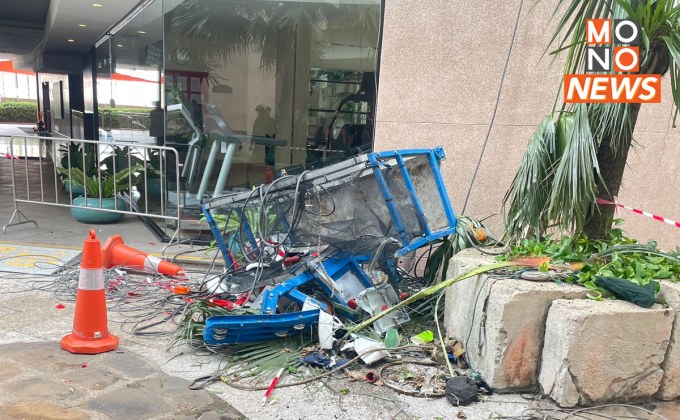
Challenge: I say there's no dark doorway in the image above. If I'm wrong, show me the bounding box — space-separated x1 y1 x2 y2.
41 82 51 132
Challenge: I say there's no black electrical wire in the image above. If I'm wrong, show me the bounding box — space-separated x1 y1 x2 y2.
461 0 524 214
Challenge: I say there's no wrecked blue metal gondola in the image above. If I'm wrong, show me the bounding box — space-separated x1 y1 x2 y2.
200 147 457 345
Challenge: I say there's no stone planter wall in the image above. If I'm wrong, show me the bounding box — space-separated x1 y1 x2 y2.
444 249 679 407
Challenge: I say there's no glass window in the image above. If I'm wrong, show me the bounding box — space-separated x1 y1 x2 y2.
109 0 163 144
163 0 381 200
95 40 112 137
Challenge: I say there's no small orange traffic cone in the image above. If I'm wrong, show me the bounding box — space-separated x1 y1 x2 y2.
101 234 184 276
61 230 119 354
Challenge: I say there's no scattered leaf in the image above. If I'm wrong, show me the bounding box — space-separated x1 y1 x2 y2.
344 370 364 381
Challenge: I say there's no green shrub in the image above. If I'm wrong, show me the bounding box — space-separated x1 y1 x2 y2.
0 101 37 123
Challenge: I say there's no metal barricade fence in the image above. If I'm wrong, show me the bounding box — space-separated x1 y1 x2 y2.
2 135 184 245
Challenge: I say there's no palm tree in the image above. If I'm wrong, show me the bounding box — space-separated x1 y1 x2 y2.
504 0 679 241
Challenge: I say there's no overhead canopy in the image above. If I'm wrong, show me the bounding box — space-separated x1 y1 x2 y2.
0 0 140 73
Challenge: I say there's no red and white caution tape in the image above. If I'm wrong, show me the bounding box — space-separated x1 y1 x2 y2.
262 367 284 405
596 198 680 229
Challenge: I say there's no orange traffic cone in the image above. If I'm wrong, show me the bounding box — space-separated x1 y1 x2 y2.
101 234 184 276
61 230 119 354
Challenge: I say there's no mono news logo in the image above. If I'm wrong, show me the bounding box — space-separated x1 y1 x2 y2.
564 19 661 103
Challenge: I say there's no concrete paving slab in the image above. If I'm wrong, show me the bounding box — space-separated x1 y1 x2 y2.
86 387 172 419
0 342 244 420
1 400 90 420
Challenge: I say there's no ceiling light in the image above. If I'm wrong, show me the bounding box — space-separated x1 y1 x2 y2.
91 3 103 7
78 24 87 28
116 44 124 47
67 39 75 43
137 30 146 34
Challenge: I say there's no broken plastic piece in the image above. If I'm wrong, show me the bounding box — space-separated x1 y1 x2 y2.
303 299 344 349
173 285 190 294
283 255 301 266
356 283 410 336
204 276 229 294
234 291 250 306
343 335 389 365
210 299 235 310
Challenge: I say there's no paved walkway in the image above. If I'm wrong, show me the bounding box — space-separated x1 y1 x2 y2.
0 122 34 138
0 342 243 420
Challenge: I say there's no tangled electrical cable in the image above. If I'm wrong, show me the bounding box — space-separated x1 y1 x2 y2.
205 169 342 304
0 251 231 338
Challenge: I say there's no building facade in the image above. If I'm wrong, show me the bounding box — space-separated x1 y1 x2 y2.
5 0 679 248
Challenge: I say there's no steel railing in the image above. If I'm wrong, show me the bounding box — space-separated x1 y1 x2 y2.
3 135 185 247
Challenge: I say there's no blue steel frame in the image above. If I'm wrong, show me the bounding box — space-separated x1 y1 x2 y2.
202 147 456 269
203 254 373 344
260 253 373 316
201 147 458 344
367 147 457 257
201 204 236 268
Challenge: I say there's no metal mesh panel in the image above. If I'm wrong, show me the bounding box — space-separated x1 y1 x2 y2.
206 153 447 257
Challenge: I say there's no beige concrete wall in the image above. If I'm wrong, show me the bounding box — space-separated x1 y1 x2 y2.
375 0 680 250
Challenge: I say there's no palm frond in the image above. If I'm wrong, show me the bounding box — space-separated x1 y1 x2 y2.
218 338 305 385
503 116 557 240
548 104 599 234
507 0 680 241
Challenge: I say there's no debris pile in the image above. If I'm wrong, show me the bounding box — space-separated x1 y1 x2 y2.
168 147 504 405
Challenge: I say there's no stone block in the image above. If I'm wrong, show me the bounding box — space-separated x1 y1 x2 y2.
539 299 674 407
444 249 587 391
656 280 680 400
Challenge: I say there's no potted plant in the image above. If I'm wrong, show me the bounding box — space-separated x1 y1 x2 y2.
143 149 164 195
57 164 142 223
59 142 98 196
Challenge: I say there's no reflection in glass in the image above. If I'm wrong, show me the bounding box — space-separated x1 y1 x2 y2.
163 0 380 199
108 0 163 144
95 40 112 139
99 0 380 203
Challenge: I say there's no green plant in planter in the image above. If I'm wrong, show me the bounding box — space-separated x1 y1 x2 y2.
58 165 143 198
59 142 98 173
57 164 143 223
100 146 144 176
142 149 165 195
199 206 279 257
59 142 99 196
